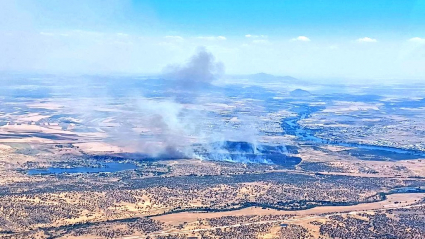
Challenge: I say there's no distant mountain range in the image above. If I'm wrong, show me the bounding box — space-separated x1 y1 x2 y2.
244 73 298 82
227 73 305 84
290 88 312 97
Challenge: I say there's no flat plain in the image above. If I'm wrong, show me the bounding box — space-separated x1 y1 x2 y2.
1 74 425 238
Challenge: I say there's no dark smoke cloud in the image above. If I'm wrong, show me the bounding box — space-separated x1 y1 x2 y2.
163 47 224 88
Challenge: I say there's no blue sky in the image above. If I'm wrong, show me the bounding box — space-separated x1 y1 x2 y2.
1 0 425 80
147 0 424 36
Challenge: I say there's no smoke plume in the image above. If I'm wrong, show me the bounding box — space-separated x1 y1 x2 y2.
62 48 269 163
102 48 226 158
163 47 224 88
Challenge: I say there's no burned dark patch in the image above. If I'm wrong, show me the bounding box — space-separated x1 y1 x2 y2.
193 141 301 167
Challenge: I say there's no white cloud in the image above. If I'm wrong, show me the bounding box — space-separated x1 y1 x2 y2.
197 36 226 41
165 35 184 41
116 33 129 37
357 37 377 43
40 32 55 36
408 37 425 43
70 30 105 37
245 34 267 38
252 39 269 44
292 36 311 42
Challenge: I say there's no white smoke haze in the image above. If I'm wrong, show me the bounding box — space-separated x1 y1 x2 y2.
58 48 265 162
198 113 272 163
111 98 193 157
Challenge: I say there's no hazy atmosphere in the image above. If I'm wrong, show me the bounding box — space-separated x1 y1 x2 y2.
1 1 425 239
1 0 425 80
